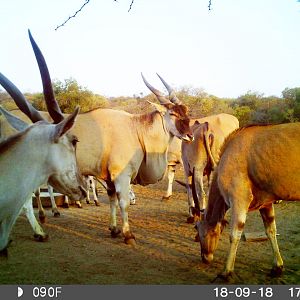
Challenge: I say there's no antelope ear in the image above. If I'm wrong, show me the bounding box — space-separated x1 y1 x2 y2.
147 100 168 114
0 106 29 131
53 107 80 142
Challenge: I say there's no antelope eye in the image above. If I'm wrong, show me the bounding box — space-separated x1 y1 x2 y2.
72 138 79 147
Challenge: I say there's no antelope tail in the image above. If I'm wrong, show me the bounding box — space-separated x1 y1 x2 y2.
204 124 217 170
191 167 201 214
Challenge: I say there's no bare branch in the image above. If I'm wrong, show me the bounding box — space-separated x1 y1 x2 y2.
54 1 216 31
208 0 212 11
128 0 135 12
55 0 91 31
114 0 135 12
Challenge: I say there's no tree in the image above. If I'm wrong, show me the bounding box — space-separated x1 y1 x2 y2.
282 87 300 121
282 87 300 102
31 78 108 113
235 91 263 110
0 90 19 110
233 106 252 126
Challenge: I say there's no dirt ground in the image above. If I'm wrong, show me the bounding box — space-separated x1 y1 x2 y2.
1 167 300 285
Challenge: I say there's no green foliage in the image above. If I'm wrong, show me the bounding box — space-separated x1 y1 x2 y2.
28 78 108 113
236 90 263 110
250 96 285 124
171 86 234 118
52 78 108 113
282 87 300 102
281 87 300 122
2 79 300 127
108 96 152 114
0 90 19 110
233 106 252 126
1 78 108 114
111 86 300 126
28 93 46 111
283 108 298 123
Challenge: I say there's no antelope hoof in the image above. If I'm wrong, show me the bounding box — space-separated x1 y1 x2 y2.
124 234 136 246
270 266 283 277
110 228 121 238
94 200 100 206
53 211 60 217
162 196 170 201
213 272 234 283
186 216 195 224
63 202 70 208
34 234 49 242
0 247 8 258
86 200 91 204
75 201 82 208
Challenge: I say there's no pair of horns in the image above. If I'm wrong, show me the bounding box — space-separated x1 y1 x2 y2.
0 30 64 124
141 73 181 105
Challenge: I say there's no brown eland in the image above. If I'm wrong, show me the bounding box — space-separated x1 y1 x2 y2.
163 114 238 221
195 123 300 281
183 120 227 223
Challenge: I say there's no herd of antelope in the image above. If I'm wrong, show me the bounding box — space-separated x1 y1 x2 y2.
0 30 299 282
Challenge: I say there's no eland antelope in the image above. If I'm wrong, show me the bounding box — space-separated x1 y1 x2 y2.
163 114 239 201
88 176 136 206
183 114 238 222
0 106 61 222
85 176 100 205
182 120 227 223
0 72 85 256
0 109 137 211
195 123 300 281
4 31 193 245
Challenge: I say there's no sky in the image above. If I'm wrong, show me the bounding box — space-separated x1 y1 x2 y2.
0 0 299 99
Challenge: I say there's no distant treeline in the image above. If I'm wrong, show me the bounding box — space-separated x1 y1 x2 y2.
0 77 299 126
